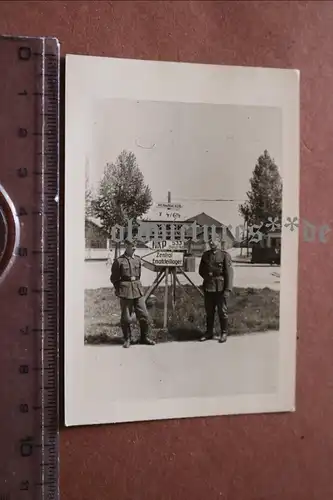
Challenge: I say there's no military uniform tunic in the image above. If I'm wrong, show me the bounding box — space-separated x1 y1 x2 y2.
198 248 233 336
199 248 233 292
110 253 144 299
110 253 150 341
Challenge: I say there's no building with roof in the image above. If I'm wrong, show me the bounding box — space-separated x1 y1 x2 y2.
185 212 235 252
138 200 235 254
85 217 148 251
139 201 189 246
85 192 236 257
85 217 108 249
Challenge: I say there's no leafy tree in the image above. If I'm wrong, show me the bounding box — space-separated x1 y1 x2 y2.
239 150 282 228
92 150 153 255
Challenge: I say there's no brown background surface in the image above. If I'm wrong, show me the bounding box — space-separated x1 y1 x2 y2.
1 1 333 499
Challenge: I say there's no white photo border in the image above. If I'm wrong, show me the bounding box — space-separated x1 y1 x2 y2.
65 54 300 426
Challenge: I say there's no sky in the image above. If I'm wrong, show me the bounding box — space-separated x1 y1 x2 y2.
86 99 282 232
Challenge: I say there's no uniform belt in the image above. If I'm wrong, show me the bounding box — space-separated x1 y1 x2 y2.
121 277 138 282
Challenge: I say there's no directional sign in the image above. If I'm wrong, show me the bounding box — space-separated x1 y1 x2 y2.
147 240 187 251
151 250 184 267
156 203 182 209
143 202 185 222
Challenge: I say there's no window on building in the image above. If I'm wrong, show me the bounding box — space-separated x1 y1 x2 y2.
156 223 183 241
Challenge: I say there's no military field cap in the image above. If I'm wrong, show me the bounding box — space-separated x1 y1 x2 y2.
208 238 217 247
124 238 138 246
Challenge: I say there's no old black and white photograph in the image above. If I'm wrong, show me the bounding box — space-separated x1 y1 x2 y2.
65 55 299 426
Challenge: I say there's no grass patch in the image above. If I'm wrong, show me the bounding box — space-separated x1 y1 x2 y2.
85 285 279 345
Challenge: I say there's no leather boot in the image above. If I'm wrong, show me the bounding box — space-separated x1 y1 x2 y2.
139 321 155 345
219 317 228 344
121 324 131 348
200 332 214 341
200 316 214 341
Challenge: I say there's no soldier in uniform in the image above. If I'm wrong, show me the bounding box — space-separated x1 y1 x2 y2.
198 239 233 343
110 239 155 348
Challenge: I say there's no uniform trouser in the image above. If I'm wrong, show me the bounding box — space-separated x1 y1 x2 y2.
204 291 228 335
119 296 150 340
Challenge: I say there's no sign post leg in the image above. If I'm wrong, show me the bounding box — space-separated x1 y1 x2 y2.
177 267 204 297
163 267 169 329
144 270 165 300
172 268 177 310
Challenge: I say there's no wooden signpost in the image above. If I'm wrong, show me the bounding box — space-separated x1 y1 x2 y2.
140 194 203 328
141 248 203 329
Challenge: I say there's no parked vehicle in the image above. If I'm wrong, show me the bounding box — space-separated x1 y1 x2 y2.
251 246 280 265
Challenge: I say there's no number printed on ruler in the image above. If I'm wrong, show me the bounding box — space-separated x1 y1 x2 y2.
0 36 60 500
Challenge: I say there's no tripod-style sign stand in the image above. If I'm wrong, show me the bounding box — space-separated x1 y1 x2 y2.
144 265 204 329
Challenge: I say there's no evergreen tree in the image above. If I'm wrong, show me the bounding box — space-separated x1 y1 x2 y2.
239 150 282 228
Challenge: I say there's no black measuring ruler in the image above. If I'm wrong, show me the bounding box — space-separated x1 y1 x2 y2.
0 36 60 499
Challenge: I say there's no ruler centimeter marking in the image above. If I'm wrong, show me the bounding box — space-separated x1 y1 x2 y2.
0 36 60 499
